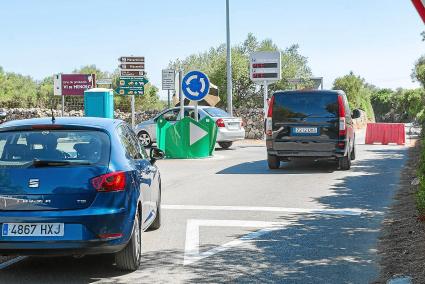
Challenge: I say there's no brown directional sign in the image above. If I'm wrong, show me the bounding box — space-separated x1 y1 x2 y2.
120 64 145 70
119 56 145 63
120 70 146 77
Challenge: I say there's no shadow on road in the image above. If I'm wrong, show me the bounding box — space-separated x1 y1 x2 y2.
216 159 337 174
0 147 407 283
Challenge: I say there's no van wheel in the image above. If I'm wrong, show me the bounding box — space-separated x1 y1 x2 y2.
115 211 142 271
267 154 280 169
338 155 351 171
218 142 232 149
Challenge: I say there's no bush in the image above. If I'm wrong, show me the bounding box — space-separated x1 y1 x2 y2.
416 138 425 215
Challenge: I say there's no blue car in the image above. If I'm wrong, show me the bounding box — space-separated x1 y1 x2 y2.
0 117 164 271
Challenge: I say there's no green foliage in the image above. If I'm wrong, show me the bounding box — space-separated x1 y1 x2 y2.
371 88 425 122
169 33 312 108
416 139 425 215
0 65 162 111
332 72 375 120
412 55 425 88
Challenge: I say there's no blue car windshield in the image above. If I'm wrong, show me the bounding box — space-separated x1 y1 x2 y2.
0 130 110 168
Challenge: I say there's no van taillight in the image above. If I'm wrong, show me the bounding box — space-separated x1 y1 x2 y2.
337 95 346 136
265 96 275 136
91 172 126 192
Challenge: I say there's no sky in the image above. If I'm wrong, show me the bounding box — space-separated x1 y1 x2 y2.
0 0 424 99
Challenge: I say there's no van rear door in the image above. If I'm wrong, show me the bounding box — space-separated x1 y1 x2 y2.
271 91 339 154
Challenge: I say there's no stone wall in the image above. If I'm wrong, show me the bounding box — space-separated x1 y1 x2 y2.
0 107 368 140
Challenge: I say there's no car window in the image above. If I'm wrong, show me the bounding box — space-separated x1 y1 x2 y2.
203 107 230 117
162 109 179 122
124 124 148 160
117 125 139 160
273 92 338 119
0 130 110 168
184 109 201 120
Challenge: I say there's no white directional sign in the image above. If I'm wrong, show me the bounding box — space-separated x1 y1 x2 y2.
162 69 175 90
250 51 282 82
189 122 208 146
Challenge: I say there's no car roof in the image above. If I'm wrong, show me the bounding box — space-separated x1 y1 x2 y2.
273 90 345 96
0 117 123 132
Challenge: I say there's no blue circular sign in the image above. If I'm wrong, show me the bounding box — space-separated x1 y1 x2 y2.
182 71 210 101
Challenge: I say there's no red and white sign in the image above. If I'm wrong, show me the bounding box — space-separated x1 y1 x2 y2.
412 0 425 23
54 74 96 96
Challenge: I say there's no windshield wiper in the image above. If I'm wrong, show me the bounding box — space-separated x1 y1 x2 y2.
31 159 92 168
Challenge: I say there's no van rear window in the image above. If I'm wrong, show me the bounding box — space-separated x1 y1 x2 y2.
273 92 338 119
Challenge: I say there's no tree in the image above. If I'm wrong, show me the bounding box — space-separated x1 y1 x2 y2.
412 55 425 88
333 72 375 120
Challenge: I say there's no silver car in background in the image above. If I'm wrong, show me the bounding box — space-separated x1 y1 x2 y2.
135 106 245 149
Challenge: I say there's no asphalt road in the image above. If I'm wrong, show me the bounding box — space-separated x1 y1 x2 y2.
0 133 409 284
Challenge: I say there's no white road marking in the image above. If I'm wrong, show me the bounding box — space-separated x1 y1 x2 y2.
162 204 379 216
0 256 27 270
184 219 289 266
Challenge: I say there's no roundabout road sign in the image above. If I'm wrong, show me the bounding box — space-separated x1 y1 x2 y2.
182 71 210 101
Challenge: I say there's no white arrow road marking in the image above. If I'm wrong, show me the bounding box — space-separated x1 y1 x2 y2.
183 219 289 266
0 256 27 270
189 122 208 146
162 204 380 216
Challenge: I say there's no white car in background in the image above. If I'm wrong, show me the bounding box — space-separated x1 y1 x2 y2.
135 106 245 149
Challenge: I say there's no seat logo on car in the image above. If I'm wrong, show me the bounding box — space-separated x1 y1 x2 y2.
28 179 40 188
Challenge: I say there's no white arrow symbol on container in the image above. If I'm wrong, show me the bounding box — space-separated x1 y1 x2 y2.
190 122 208 146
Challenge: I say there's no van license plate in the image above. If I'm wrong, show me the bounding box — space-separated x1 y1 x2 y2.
292 127 318 135
2 223 64 237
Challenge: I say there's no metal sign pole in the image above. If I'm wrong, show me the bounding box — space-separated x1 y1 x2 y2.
167 90 171 108
226 0 233 117
131 95 135 129
194 101 199 122
61 95 65 117
179 70 184 120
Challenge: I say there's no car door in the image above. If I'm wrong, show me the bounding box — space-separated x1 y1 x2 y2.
118 124 153 227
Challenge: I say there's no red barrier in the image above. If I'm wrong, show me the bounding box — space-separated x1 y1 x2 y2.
365 123 405 145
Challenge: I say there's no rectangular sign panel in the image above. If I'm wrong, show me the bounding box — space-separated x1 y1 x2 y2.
119 77 148 87
115 87 144 96
120 64 145 70
58 74 95 96
250 51 281 83
119 56 145 63
96 78 113 85
162 69 175 90
120 70 145 77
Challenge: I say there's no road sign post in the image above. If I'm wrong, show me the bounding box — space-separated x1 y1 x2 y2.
157 70 216 159
117 56 147 128
250 51 282 121
162 69 176 108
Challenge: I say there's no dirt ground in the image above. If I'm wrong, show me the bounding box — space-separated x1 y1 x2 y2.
374 140 425 283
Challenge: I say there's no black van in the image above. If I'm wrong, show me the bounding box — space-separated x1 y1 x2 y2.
265 90 361 170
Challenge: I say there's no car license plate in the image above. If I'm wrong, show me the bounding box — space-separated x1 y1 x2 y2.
2 223 64 237
292 127 318 135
